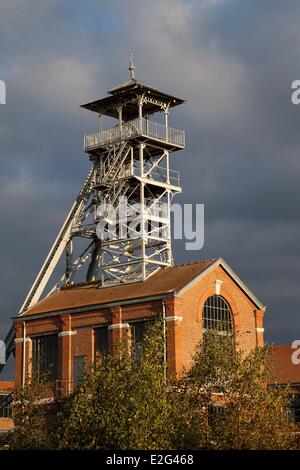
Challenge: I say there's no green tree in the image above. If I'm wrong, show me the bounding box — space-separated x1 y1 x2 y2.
54 321 175 450
172 330 296 449
8 377 52 449
9 324 296 450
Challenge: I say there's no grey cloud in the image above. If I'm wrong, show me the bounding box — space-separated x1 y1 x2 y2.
1 0 300 378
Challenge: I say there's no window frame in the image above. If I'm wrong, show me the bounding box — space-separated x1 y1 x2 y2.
128 318 156 362
202 295 233 334
73 355 86 388
93 325 109 366
31 332 59 382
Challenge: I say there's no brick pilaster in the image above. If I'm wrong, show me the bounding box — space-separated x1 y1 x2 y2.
109 306 129 350
254 309 265 347
59 314 72 392
14 322 23 387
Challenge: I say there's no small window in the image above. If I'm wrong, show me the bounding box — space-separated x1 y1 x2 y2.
94 327 109 365
0 394 12 418
32 333 59 382
129 320 154 362
207 403 226 426
202 295 232 333
74 355 86 388
290 396 300 423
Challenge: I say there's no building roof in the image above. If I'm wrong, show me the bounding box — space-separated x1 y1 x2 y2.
81 79 185 120
19 258 265 318
21 259 215 317
0 381 14 393
269 345 300 385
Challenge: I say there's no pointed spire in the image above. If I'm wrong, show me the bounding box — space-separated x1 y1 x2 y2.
129 49 136 81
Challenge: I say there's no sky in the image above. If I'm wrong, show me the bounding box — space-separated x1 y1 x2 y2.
1 0 300 378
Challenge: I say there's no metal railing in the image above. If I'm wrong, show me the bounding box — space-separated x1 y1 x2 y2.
134 162 180 187
84 118 185 151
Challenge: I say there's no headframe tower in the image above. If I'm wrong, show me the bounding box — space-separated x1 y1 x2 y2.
19 53 185 314
0 55 185 369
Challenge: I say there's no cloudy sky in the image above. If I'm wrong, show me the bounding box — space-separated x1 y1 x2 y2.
1 0 300 378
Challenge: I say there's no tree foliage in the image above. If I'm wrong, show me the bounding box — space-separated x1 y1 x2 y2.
172 330 296 449
7 377 52 449
53 321 175 450
8 324 297 449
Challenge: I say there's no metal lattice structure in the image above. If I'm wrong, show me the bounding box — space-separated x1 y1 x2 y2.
0 55 185 369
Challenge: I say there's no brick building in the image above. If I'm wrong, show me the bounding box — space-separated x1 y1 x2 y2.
2 60 268 418
13 258 265 398
270 345 300 423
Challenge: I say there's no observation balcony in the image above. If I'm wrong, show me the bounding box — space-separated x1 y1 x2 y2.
84 117 185 152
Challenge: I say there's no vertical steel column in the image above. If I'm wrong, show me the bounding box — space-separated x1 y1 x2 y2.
166 150 170 184
164 107 169 142
138 97 143 133
139 142 146 278
139 142 144 177
99 114 103 136
118 106 123 136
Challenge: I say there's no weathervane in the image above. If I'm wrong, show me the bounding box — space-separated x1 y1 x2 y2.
129 49 136 80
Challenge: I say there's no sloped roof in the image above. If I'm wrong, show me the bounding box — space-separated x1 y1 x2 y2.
0 381 14 393
19 257 265 318
269 345 300 385
107 79 184 100
21 259 216 317
81 79 185 120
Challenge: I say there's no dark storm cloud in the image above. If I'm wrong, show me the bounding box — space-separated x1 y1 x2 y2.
0 0 300 377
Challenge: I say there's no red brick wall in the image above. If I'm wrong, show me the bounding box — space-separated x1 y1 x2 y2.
174 265 264 373
0 418 14 432
71 327 93 380
14 265 264 385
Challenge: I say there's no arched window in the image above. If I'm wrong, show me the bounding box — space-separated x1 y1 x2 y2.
202 295 232 333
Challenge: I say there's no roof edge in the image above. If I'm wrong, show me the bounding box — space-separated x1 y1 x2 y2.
176 257 266 311
14 291 175 321
176 258 220 297
218 258 266 311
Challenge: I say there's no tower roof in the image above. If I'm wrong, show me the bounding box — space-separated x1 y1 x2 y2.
81 79 185 120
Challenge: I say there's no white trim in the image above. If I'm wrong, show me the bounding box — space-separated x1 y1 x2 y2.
256 327 264 333
58 330 77 337
15 338 31 344
215 279 223 295
165 316 183 322
176 259 219 297
108 323 130 330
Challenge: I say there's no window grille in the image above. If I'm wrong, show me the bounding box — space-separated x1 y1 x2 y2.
32 333 59 382
129 320 154 361
202 295 232 333
94 326 109 365
74 355 85 388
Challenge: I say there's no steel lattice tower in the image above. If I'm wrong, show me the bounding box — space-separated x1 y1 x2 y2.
0 54 185 369
22 55 185 310
17 55 185 316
